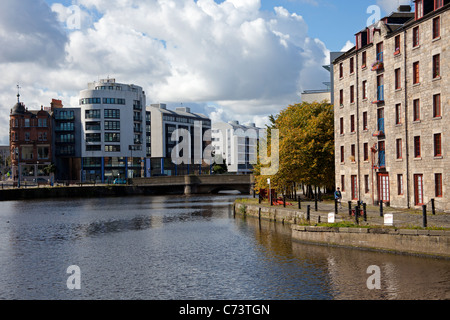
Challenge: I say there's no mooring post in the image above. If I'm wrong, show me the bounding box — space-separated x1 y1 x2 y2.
422 205 427 228
379 201 383 217
363 202 367 222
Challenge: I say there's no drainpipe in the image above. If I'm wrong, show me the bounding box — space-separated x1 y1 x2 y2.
403 29 411 209
356 53 362 202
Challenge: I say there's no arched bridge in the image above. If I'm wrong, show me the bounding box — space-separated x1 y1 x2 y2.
131 174 255 195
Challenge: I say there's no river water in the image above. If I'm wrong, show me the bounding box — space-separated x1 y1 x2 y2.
0 194 448 300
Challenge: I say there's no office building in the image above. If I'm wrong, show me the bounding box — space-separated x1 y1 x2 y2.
146 104 211 176
78 78 146 182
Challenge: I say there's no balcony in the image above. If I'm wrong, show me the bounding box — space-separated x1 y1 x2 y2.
373 150 386 170
373 118 385 137
372 85 384 104
371 52 384 71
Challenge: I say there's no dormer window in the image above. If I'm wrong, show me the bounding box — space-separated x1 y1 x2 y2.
367 27 373 44
416 0 424 19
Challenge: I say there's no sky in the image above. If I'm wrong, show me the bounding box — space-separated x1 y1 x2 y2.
0 0 413 145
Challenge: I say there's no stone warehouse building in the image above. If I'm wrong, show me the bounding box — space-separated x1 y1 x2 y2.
333 1 449 212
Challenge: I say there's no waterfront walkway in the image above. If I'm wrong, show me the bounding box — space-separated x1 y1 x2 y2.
241 197 450 230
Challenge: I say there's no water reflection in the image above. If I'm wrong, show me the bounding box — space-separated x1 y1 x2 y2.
240 216 450 300
0 195 448 300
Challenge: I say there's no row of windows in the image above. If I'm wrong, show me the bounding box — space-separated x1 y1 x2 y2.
11 131 49 142
86 145 122 152
85 109 142 121
79 98 126 105
86 133 121 143
340 133 443 164
163 115 211 126
11 118 49 128
339 93 442 135
339 54 441 106
54 111 75 120
340 173 443 200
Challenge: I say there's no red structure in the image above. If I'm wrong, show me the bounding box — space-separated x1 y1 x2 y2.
10 89 53 185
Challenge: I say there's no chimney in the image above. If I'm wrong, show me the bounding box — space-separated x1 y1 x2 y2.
398 5 412 12
51 99 63 111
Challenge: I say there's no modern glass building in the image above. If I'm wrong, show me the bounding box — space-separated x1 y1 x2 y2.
78 79 146 183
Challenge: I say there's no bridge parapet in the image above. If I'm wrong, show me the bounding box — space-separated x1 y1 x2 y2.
131 174 254 194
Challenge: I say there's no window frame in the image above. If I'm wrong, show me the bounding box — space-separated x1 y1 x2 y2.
413 61 420 84
414 136 421 158
434 133 442 157
433 94 441 118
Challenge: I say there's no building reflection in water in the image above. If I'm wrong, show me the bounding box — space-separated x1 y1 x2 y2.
238 216 450 300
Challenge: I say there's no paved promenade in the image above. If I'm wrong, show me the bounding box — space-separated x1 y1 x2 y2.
245 197 450 230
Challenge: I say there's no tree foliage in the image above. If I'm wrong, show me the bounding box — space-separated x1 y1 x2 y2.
254 101 335 194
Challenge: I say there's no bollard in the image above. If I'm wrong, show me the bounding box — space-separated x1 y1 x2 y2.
258 193 261 204
307 205 310 221
318 216 321 224
355 206 359 225
298 198 301 209
431 199 435 215
283 195 286 208
348 201 352 216
363 203 367 222
253 189 255 198
314 195 318 211
422 205 427 228
379 201 383 217
335 199 338 215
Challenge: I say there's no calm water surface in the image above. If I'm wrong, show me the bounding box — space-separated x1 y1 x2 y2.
0 194 448 300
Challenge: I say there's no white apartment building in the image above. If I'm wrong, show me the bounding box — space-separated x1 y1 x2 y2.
212 121 260 174
78 78 146 182
146 104 211 176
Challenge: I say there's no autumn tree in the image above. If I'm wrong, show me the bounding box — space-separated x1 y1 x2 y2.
254 101 334 197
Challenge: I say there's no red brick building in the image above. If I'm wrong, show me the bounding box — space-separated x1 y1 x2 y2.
10 93 53 184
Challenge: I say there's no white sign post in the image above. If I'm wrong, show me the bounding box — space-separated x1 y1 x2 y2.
384 213 393 226
328 212 335 223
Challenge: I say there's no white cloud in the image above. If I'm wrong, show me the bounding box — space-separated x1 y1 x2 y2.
340 40 355 52
0 0 331 145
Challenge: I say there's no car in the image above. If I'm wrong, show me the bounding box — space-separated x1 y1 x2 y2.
113 178 127 184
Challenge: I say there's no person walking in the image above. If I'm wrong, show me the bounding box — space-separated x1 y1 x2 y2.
334 187 342 209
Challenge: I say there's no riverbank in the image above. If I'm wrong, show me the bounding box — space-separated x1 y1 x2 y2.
0 184 187 201
234 199 450 259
